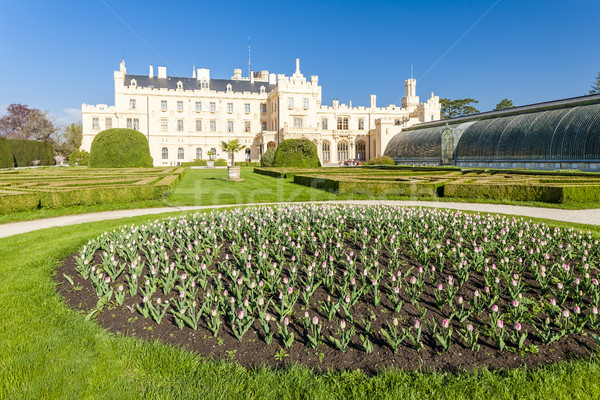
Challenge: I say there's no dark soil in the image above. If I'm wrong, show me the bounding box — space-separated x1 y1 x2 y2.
56 249 599 375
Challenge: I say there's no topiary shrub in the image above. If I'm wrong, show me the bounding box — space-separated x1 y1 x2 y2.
181 159 207 167
0 138 14 168
89 129 153 168
273 139 321 168
69 149 90 166
7 139 54 167
366 155 395 166
214 158 228 166
260 148 276 167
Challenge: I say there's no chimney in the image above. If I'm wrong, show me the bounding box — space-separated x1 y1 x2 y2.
370 95 376 108
295 58 300 74
233 69 242 80
260 70 269 80
158 66 167 79
149 64 154 78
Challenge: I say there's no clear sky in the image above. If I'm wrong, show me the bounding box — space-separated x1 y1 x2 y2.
1 0 598 126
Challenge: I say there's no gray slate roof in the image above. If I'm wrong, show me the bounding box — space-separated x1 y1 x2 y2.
125 74 275 94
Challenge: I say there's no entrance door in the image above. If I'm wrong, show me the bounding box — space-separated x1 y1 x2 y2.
441 124 455 165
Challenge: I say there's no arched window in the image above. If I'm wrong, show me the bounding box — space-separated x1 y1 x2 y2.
337 117 349 130
178 148 184 160
196 148 202 160
162 147 168 160
177 81 183 90
245 148 251 161
337 141 348 161
356 141 366 161
322 141 330 161
227 84 232 92
130 79 137 88
260 86 265 94
209 148 217 160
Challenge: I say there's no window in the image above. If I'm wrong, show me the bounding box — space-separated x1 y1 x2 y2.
322 141 330 162
293 117 303 128
177 101 183 111
161 119 168 132
209 102 216 112
337 141 348 161
200 80 209 89
177 119 183 131
105 117 112 129
244 103 250 113
244 121 251 132
126 118 132 129
227 121 234 132
177 81 183 90
178 148 184 160
431 115 435 121
161 100 167 111
162 148 168 160
261 121 267 131
227 103 233 113
209 120 216 132
245 148 251 161
321 118 328 130
209 148 217 160
226 84 232 92
394 119 401 126
288 97 294 108
303 98 309 108
133 118 139 130
260 103 267 113
358 118 364 130
195 101 202 112
196 148 202 160
129 99 136 109
260 86 265 94
92 118 99 130
337 116 349 130
195 120 202 132
356 141 366 160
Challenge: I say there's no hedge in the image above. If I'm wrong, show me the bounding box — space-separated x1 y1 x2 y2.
0 138 13 168
293 175 439 197
214 159 228 166
181 160 207 167
365 155 396 166
4 139 54 167
444 183 564 203
273 139 321 168
69 150 89 166
89 129 153 168
235 161 260 167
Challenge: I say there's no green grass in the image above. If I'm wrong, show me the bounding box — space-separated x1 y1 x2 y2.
1 208 600 399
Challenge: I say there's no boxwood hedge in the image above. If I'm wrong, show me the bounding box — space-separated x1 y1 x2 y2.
89 129 153 168
273 139 321 168
0 138 13 168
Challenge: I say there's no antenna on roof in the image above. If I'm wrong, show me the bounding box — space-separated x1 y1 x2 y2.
248 35 251 78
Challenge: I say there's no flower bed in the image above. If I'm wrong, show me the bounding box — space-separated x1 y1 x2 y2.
57 205 600 372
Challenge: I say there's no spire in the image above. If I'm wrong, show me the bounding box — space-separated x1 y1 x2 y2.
295 58 300 75
192 63 196 78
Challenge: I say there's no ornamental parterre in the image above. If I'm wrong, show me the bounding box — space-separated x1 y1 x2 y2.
58 205 600 372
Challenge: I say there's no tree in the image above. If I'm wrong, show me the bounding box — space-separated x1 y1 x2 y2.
440 98 480 119
221 139 245 166
0 104 57 142
494 98 514 111
55 122 82 157
590 72 600 95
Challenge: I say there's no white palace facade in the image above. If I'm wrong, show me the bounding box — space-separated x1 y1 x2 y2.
81 59 441 166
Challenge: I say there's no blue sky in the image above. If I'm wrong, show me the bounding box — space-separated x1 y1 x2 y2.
0 0 598 126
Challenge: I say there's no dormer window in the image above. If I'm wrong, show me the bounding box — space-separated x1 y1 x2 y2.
130 79 137 87
200 80 209 89
260 86 265 94
129 99 136 109
177 81 183 90
227 83 232 93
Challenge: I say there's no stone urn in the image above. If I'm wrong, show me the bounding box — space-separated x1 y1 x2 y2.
226 165 243 181
206 160 215 168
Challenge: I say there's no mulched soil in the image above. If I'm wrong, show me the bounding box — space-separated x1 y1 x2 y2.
55 242 599 375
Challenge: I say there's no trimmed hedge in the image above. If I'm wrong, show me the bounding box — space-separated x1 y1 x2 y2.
444 183 564 203
215 159 228 166
273 139 321 168
0 138 13 168
365 155 396 166
89 129 153 168
294 174 439 196
235 161 260 167
260 148 276 167
182 160 207 167
4 139 54 167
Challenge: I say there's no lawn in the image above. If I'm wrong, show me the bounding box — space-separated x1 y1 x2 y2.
1 207 600 399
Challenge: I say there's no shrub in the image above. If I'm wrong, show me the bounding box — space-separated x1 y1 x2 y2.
366 156 395 166
273 139 321 168
235 161 260 167
89 129 153 168
214 158 228 166
260 148 276 167
0 138 14 168
7 139 54 167
69 149 90 166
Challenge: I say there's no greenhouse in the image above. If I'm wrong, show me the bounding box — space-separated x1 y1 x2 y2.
384 95 600 171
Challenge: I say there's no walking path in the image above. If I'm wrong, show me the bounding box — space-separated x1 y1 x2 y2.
2 200 600 239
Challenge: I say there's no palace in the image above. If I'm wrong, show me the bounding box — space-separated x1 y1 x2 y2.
81 59 441 166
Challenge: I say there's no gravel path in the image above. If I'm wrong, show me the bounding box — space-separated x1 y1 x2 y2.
1 200 599 239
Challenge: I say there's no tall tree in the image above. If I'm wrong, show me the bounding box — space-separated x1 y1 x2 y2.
440 98 480 119
55 122 83 157
590 72 600 95
494 98 514 111
0 104 57 142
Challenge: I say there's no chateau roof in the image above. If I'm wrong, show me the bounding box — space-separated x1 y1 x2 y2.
125 74 276 94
